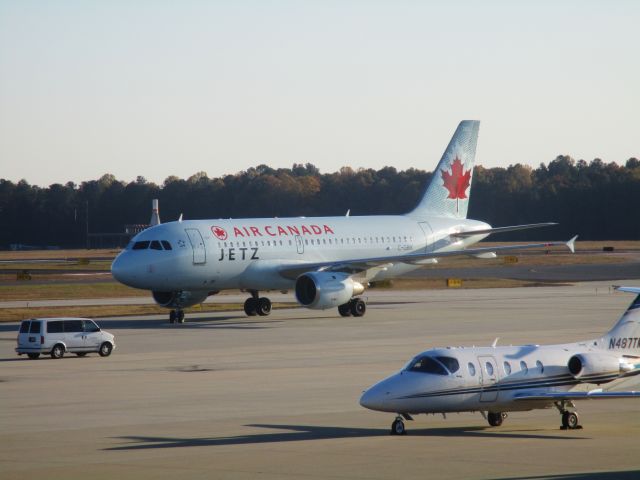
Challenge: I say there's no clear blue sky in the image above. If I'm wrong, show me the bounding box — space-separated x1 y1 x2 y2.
1 0 638 187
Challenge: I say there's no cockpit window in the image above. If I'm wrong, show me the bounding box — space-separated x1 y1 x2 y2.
150 240 163 250
436 356 460 374
406 356 448 375
161 240 172 250
132 241 150 250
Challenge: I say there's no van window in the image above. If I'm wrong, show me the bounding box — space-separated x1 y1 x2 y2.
29 321 41 334
20 321 30 333
64 320 83 332
47 321 64 333
83 320 100 333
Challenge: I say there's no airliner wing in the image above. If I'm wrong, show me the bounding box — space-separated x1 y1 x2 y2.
514 390 640 402
278 236 577 279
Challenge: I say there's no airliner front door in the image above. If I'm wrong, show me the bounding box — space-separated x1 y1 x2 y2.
185 228 206 265
478 356 499 402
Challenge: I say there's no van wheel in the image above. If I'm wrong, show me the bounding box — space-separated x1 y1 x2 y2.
51 344 65 359
76 352 88 357
27 353 40 359
99 342 113 357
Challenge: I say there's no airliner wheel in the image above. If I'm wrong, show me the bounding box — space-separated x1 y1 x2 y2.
244 298 258 316
338 303 352 317
350 299 366 317
257 297 272 316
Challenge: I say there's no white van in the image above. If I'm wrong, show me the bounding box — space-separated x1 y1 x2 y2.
16 318 116 359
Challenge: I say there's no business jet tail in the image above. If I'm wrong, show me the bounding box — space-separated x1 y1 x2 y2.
603 287 640 354
408 120 480 219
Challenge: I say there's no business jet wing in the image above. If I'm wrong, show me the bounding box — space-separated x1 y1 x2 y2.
278 236 577 279
452 222 557 238
514 390 640 402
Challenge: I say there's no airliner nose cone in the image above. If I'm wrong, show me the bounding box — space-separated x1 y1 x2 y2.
111 254 135 286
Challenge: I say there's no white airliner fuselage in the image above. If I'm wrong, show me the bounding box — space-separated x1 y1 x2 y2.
111 121 574 322
360 287 640 434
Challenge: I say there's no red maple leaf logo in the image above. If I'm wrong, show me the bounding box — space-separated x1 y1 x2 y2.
211 225 228 240
441 157 471 200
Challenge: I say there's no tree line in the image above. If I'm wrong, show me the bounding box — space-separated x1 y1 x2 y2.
0 156 638 248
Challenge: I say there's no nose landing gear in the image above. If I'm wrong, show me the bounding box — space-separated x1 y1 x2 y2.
169 310 185 324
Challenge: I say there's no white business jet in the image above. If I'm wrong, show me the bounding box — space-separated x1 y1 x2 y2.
111 121 576 323
360 287 640 435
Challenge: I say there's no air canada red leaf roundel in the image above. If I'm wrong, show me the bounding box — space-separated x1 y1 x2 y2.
211 225 228 241
441 157 471 200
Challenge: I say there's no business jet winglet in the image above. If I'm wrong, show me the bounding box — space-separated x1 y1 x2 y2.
112 120 576 323
360 287 640 435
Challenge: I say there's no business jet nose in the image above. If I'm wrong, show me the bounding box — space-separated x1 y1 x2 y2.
360 383 389 411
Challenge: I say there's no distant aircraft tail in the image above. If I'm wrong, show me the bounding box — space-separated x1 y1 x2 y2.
408 120 480 219
602 287 640 354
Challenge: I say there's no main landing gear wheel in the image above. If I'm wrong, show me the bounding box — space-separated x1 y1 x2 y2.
338 303 351 317
561 411 581 430
244 298 258 316
257 297 272 316
487 412 506 427
390 417 406 435
350 298 366 317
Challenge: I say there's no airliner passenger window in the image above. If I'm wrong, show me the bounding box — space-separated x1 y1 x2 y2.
407 356 448 375
132 241 150 250
436 356 460 373
161 241 172 250
150 240 163 250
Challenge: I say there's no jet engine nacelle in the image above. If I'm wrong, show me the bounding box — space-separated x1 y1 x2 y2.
567 353 622 382
295 272 365 310
152 290 209 309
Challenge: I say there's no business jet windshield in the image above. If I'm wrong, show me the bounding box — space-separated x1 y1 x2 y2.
406 355 460 375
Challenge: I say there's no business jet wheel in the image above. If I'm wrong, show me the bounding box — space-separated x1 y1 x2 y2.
391 418 406 435
244 298 258 316
338 303 352 317
562 411 579 429
257 297 272 316
51 344 65 359
350 298 366 317
177 310 185 323
487 412 504 427
169 310 176 323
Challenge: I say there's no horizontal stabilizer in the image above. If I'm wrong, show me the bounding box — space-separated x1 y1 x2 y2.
453 222 557 238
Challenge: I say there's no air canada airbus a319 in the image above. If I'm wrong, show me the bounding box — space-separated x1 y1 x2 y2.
111 121 577 323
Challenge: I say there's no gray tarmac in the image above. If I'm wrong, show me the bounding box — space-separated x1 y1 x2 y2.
1 282 640 479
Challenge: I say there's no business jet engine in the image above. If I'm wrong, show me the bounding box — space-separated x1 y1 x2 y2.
567 353 624 383
295 272 365 310
152 290 210 309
